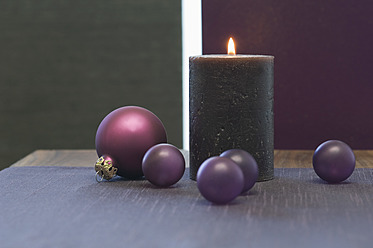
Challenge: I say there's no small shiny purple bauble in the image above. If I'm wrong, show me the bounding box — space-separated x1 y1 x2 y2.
95 106 167 179
197 157 244 204
313 140 355 183
220 149 258 193
100 154 117 167
142 144 185 187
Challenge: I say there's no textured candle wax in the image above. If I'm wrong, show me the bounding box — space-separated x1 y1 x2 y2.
189 55 274 181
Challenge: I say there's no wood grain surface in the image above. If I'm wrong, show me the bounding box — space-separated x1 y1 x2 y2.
4 150 373 247
10 149 373 168
1 166 373 248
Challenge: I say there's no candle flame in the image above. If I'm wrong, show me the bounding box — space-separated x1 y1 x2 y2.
227 37 236 55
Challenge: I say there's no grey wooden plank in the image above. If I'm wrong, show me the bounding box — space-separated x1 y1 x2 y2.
1 166 372 248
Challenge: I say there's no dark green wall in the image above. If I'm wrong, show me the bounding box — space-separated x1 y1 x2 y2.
0 0 182 169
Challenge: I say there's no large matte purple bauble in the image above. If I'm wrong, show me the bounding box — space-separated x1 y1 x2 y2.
220 149 258 193
142 144 185 187
197 157 244 204
313 140 355 183
95 106 167 179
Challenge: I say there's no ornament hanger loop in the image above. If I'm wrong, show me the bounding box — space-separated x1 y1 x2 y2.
95 171 104 183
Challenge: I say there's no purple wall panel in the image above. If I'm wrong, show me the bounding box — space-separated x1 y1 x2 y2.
202 0 373 149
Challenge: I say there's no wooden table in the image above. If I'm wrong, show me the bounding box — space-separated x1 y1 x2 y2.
3 150 373 248
11 149 373 168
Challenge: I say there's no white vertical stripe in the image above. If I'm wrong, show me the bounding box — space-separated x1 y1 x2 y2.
182 0 202 150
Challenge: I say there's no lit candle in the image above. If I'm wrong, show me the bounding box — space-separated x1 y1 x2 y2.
189 37 274 181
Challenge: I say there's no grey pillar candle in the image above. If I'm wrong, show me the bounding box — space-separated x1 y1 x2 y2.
189 55 274 181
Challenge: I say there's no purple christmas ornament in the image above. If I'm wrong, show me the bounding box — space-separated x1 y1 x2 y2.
313 140 355 183
142 144 185 187
220 149 258 193
95 106 167 179
197 157 244 204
